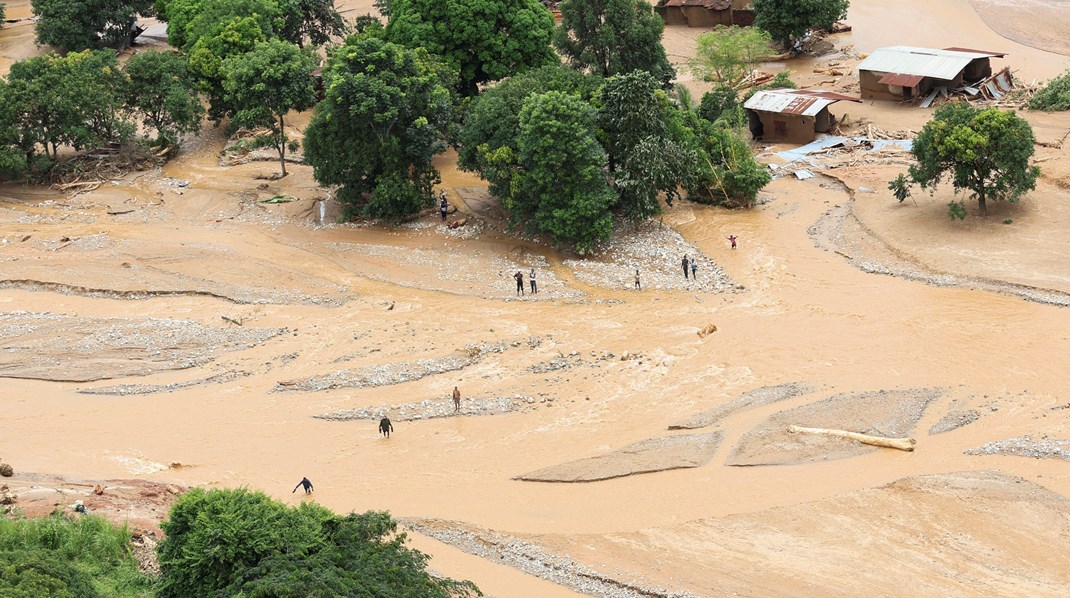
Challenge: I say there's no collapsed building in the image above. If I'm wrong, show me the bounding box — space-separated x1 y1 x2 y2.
743 89 862 144
857 46 1011 105
654 0 755 27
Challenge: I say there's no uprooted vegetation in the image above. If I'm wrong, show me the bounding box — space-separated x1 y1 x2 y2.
1028 71 1070 112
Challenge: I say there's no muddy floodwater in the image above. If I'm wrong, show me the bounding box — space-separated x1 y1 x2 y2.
2 0 1070 595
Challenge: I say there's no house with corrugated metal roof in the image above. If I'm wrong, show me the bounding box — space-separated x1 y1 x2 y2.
857 46 1006 102
654 0 755 28
742 89 861 144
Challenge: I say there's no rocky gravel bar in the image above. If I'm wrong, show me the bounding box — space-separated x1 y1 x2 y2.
928 409 981 435
403 519 701 598
316 395 542 422
965 436 1070 460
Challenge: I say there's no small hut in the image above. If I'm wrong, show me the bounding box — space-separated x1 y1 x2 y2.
655 0 755 28
857 46 1006 102
743 89 861 144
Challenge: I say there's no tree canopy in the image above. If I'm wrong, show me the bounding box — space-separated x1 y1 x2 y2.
752 0 849 48
31 0 155 51
689 26 774 87
303 36 456 220
222 39 318 176
554 0 675 86
277 0 347 47
903 101 1039 218
123 50 204 147
1028 70 1070 112
157 487 480 597
384 0 556 96
514 90 616 252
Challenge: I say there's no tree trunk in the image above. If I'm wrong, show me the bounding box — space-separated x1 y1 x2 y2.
278 114 287 178
788 425 916 451
977 193 987 216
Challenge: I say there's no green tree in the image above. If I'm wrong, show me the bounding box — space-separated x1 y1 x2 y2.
303 36 456 220
752 0 850 48
457 64 599 200
903 101 1039 218
513 90 615 252
597 70 697 219
278 0 347 47
157 487 480 597
384 0 556 96
689 25 774 87
123 50 204 147
1028 70 1070 112
222 39 317 176
682 108 770 207
554 0 675 86
2 50 131 161
31 0 155 51
698 85 739 122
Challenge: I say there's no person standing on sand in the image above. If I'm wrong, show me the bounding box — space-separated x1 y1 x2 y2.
690 257 697 279
514 270 524 296
529 268 537 294
727 235 737 249
634 269 641 290
681 255 689 280
439 194 448 222
292 477 313 494
453 386 461 411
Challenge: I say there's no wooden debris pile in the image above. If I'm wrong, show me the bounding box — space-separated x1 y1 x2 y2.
50 144 168 190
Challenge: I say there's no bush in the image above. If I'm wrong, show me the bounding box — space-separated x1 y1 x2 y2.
1028 71 1070 111
0 511 154 596
157 487 480 597
698 85 739 123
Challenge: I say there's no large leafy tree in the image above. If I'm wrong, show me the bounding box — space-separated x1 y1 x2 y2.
123 50 204 147
31 0 155 51
303 36 456 220
513 90 615 253
278 0 347 47
597 71 697 219
1 50 131 161
690 26 774 87
384 0 556 96
457 64 599 200
157 488 480 597
222 39 318 176
554 0 675 86
903 101 1039 219
752 0 850 48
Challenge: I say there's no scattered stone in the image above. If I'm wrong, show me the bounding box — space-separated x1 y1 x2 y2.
965 436 1070 461
696 323 717 338
316 396 537 422
0 463 13 477
670 382 814 430
929 409 981 435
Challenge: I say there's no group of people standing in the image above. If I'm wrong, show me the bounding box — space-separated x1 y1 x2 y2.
514 269 538 295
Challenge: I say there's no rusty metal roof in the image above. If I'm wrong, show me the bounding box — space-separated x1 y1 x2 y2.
878 72 925 87
858 46 1003 80
661 0 732 9
743 89 861 116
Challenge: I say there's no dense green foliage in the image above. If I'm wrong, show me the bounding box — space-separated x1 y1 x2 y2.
698 85 740 123
752 0 849 48
1028 71 1070 112
0 512 154 596
304 36 456 220
513 91 616 252
457 64 599 201
597 71 697 219
157 487 480 597
1 50 131 161
904 101 1039 218
222 39 317 176
278 0 347 47
554 0 675 86
690 26 774 87
124 50 204 146
685 121 771 207
0 3 6 23
385 0 556 96
31 0 155 51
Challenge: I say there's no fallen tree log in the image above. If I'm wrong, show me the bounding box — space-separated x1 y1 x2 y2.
788 425 915 451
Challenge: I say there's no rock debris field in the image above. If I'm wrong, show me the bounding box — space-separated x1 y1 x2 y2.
965 436 1070 461
316 396 541 422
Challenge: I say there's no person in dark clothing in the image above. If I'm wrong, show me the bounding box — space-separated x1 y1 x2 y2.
439 195 448 221
727 235 738 249
690 257 697 279
529 269 537 294
682 255 690 279
379 417 393 438
514 271 524 296
292 477 314 494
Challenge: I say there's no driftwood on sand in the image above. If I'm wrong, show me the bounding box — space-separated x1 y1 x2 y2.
788 425 916 451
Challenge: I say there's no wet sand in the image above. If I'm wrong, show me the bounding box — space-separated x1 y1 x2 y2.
3 0 1070 595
